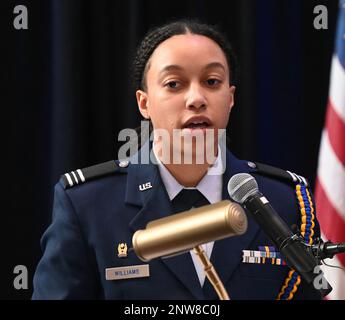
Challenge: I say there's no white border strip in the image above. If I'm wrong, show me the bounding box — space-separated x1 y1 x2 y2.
64 173 73 187
71 171 79 184
77 169 85 182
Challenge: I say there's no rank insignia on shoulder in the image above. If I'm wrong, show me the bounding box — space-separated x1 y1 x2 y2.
60 160 125 189
252 162 309 187
64 169 85 187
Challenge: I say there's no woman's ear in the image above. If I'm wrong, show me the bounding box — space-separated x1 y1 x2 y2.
136 90 150 119
228 86 236 112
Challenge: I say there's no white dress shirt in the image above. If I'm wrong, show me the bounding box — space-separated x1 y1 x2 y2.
153 143 223 287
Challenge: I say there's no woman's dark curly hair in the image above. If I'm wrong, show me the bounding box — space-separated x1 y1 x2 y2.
132 19 238 92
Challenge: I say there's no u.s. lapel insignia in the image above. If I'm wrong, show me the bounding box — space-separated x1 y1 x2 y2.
242 246 287 265
139 182 152 191
118 243 128 258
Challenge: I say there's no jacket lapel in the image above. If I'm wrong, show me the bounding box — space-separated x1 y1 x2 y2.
126 151 205 300
203 151 259 299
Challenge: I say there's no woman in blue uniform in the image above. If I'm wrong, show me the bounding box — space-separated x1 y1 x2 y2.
32 19 322 300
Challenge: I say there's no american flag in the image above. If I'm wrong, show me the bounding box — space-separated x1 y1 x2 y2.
315 0 345 300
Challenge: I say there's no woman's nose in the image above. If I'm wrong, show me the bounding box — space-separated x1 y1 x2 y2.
185 84 207 110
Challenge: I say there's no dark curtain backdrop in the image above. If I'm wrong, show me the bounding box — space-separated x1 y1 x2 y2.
3 0 339 299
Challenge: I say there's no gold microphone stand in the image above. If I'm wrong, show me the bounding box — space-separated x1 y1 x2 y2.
193 245 230 300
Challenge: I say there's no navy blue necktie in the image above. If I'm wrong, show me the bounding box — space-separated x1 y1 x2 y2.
172 189 210 213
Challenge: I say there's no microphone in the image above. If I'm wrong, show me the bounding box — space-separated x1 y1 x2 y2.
312 240 345 260
228 173 332 297
132 200 247 262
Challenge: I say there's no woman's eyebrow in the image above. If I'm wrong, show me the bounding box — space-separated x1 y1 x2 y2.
159 64 184 75
203 62 226 72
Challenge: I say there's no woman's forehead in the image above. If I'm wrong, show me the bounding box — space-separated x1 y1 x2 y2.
148 34 229 73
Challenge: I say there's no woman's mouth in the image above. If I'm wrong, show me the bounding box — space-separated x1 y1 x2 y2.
182 116 212 131
184 121 210 129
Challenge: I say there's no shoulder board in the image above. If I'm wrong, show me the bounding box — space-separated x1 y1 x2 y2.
253 161 309 187
60 159 129 190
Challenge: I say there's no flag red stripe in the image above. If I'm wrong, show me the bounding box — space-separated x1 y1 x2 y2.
315 178 345 266
325 100 345 167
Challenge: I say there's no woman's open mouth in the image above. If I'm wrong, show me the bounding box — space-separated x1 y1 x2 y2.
182 116 212 132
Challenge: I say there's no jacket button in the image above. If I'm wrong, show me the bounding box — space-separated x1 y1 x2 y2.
119 160 129 168
247 161 257 169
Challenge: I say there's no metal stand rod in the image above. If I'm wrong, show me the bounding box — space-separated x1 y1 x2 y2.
193 245 230 300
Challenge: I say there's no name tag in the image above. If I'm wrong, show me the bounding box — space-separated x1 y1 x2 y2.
105 264 150 280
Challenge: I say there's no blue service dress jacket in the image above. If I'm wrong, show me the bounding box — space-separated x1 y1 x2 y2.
32 148 322 300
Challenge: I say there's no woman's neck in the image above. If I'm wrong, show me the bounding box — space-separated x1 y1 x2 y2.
153 142 217 187
163 162 210 187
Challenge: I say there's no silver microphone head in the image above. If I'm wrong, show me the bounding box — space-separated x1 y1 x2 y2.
228 173 259 204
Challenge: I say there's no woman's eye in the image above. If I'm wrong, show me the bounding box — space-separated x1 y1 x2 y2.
165 81 180 89
206 79 220 86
